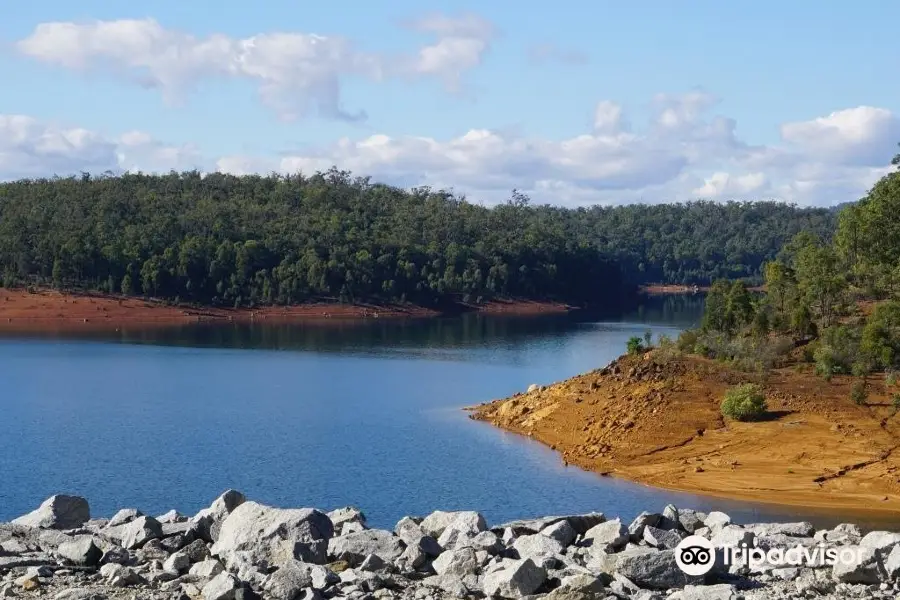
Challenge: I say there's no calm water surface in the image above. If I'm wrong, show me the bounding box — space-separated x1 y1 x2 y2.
0 297 893 529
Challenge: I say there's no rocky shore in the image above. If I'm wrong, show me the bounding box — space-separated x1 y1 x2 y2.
3 493 900 600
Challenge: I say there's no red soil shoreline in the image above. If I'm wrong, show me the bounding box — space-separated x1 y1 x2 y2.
0 288 574 332
639 283 766 295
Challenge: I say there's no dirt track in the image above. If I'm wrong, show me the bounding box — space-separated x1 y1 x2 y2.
470 351 900 515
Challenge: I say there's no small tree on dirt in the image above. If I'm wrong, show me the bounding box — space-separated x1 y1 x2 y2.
643 330 653 348
721 383 768 421
850 381 868 406
626 336 644 356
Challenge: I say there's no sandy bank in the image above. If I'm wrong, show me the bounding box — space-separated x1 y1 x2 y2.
0 288 574 332
469 352 900 516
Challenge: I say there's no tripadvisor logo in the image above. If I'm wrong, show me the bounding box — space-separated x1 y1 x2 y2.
675 534 865 575
675 535 715 575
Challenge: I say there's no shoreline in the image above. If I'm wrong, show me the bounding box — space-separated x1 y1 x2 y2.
2 492 898 600
638 284 766 295
0 288 576 333
469 351 900 517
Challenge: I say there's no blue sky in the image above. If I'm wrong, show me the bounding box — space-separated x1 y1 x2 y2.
2 1 898 206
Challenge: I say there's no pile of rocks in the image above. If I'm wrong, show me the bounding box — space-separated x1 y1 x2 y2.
1 492 899 599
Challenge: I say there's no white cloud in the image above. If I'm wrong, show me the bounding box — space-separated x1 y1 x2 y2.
0 116 198 180
16 16 493 121
2 94 897 207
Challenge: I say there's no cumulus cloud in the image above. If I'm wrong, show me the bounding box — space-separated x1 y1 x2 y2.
0 116 199 181
16 15 493 120
2 93 897 207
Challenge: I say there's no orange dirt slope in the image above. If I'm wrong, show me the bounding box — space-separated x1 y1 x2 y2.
469 351 900 515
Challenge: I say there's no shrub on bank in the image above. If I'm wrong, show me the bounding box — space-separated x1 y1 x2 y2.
850 381 868 406
626 336 644 355
721 383 768 421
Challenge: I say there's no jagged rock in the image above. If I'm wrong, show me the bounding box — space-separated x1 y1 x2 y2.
615 549 696 590
583 519 628 551
674 509 707 534
432 547 478 577
211 501 333 569
328 529 404 566
99 546 131 565
328 507 367 533
482 558 546 598
668 584 738 599
498 514 605 537
121 516 163 550
626 512 660 541
512 534 564 561
57 535 102 566
831 545 883 584
884 544 900 579
860 531 900 552
100 563 143 587
542 573 606 600
746 522 814 538
157 509 185 524
469 530 504 554
263 560 321 600
642 525 684 549
190 559 225 579
203 572 240 600
703 512 731 530
179 538 211 563
710 525 754 549
163 548 193 573
420 511 486 539
107 509 143 528
192 490 246 543
12 495 90 530
53 590 108 600
540 520 576 547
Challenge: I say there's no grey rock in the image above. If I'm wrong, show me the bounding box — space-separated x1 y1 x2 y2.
263 560 317 600
57 535 102 566
328 507 367 531
180 538 212 563
710 525 754 549
211 500 333 569
157 509 185 524
107 509 143 528
203 572 240 600
512 534 564 561
642 526 684 549
860 530 900 552
121 516 163 550
540 520 576 547
883 543 900 579
419 511 486 538
12 495 90 530
190 559 225 579
469 530 504 554
163 549 192 573
100 563 142 587
497 514 605 537
583 519 628 551
192 490 246 543
669 584 738 599
359 553 387 572
627 512 661 541
746 521 815 538
432 547 478 577
483 558 546 598
703 512 731 531
541 573 605 600
99 546 131 566
328 530 404 566
675 509 707 534
615 549 696 590
52 590 108 600
831 545 883 584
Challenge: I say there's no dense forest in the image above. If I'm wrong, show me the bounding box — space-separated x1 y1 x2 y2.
0 169 838 308
677 147 900 396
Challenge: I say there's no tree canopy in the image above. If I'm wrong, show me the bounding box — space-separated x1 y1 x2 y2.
0 168 837 308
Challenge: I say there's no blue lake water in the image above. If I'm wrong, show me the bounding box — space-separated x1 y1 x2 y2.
0 296 892 530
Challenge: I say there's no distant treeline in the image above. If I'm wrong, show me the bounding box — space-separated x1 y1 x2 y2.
0 169 838 308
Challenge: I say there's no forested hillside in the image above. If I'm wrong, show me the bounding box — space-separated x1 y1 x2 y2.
0 168 838 308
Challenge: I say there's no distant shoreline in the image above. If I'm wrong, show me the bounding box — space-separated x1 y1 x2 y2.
0 287 577 333
639 284 765 295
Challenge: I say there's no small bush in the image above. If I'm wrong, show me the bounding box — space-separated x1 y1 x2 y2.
655 334 681 362
887 372 898 387
721 383 768 421
850 382 868 406
626 336 645 356
677 329 699 353
892 394 900 410
643 330 653 348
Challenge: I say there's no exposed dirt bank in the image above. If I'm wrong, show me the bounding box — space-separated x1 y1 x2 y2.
0 288 574 332
469 351 900 515
639 284 766 295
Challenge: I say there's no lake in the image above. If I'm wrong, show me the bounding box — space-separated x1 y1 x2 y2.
0 296 889 530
